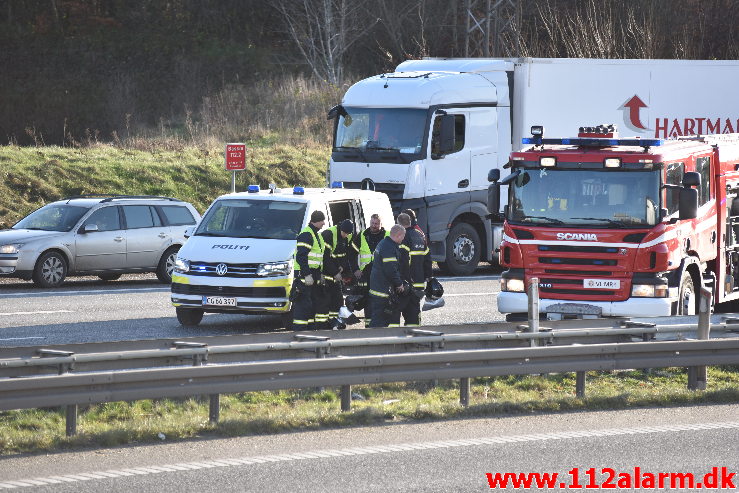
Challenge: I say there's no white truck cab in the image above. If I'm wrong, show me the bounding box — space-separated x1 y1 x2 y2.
170 185 394 327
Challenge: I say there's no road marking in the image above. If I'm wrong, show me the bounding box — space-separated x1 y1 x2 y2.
2 421 738 489
0 288 169 298
444 292 496 297
0 310 73 316
438 275 501 281
0 337 45 342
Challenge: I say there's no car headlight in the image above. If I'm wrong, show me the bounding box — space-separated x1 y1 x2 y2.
631 283 668 297
174 258 190 273
501 277 525 293
257 261 291 277
0 244 23 254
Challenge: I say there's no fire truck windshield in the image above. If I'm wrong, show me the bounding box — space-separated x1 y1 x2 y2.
507 168 660 227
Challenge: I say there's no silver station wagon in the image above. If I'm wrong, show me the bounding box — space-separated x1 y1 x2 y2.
0 195 201 287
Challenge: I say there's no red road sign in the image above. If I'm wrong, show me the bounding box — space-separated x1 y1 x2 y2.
225 143 246 170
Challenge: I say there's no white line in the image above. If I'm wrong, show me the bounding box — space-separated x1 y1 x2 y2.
0 288 169 298
0 337 45 342
437 275 501 281
5 421 739 488
444 292 496 297
0 310 73 316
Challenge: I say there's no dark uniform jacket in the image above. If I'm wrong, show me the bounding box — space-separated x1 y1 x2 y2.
399 226 432 289
368 236 403 297
295 223 323 278
321 227 351 277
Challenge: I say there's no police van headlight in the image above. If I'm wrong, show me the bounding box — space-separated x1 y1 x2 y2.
257 261 291 277
174 258 190 273
501 277 525 293
631 283 668 298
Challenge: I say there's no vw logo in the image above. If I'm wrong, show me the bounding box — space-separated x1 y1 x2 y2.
215 263 228 276
361 178 375 191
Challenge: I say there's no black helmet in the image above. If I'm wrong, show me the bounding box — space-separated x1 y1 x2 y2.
425 277 444 300
345 294 366 312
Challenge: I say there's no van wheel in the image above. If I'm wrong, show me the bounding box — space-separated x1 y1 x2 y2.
156 247 180 283
176 307 203 326
674 271 697 315
441 223 481 276
32 251 68 288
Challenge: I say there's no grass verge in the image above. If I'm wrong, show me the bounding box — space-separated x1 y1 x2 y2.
0 139 329 228
2 367 738 455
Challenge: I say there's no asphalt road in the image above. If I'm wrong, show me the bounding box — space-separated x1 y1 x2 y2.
0 268 504 347
1 404 737 491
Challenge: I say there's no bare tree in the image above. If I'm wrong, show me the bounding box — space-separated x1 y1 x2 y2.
275 0 378 84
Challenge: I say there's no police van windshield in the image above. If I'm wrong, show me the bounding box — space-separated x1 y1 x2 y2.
195 199 307 240
334 107 426 155
14 204 92 232
508 169 660 227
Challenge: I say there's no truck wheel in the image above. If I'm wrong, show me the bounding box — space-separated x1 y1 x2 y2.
442 223 481 276
32 251 68 288
156 247 180 283
176 307 203 326
675 271 697 315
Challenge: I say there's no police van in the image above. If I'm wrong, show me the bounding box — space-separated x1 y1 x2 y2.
170 184 395 327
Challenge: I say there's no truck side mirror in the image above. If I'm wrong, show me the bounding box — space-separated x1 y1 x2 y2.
679 187 698 220
488 169 500 183
682 171 701 188
487 182 501 216
439 115 456 154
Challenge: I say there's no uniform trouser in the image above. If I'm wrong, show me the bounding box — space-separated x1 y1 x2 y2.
292 281 316 330
359 264 372 326
323 278 344 327
401 291 422 326
367 294 401 328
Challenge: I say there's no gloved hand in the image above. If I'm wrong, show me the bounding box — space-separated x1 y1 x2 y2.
354 270 362 279
303 274 314 286
395 284 405 294
333 273 343 282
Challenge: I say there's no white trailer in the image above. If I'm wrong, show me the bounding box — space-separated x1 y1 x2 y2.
328 57 739 275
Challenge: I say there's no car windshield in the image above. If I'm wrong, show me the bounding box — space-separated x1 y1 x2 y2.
13 204 91 232
335 107 426 154
508 168 660 227
195 199 307 240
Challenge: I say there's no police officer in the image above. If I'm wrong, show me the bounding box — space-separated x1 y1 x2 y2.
367 224 406 328
397 213 432 326
349 213 388 326
292 210 326 330
321 219 354 329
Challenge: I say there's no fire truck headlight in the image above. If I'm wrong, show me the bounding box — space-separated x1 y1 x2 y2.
631 283 669 297
540 157 556 167
604 158 621 168
502 278 525 293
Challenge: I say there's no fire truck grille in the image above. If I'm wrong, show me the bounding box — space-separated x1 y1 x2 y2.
540 288 616 296
538 245 620 254
544 269 613 276
538 257 618 266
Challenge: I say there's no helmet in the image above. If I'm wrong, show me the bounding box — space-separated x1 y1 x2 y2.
425 277 444 300
345 294 366 312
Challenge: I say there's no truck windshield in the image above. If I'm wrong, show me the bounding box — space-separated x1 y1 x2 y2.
335 107 426 155
13 204 91 232
195 199 307 240
508 169 660 227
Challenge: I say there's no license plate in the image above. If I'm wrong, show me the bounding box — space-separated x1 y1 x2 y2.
202 296 237 306
583 279 620 289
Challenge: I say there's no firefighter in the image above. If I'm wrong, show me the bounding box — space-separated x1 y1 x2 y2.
397 213 432 326
292 210 326 330
401 208 427 246
321 218 354 329
349 213 388 326
367 224 406 328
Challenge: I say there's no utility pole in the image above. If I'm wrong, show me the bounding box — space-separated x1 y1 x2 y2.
463 0 521 58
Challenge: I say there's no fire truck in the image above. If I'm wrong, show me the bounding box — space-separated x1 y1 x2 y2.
487 125 739 320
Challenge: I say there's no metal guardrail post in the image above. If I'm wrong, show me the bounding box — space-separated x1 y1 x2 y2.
175 341 219 422
340 385 352 412
460 377 471 407
527 278 539 347
575 371 586 397
409 329 444 387
689 287 712 390
39 349 78 436
295 334 331 393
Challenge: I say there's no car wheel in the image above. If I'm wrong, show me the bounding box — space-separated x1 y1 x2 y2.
98 273 122 281
674 271 697 315
156 247 180 283
32 251 68 288
442 223 481 276
176 307 203 326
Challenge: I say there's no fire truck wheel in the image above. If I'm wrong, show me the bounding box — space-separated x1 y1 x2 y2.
441 223 481 276
675 272 697 316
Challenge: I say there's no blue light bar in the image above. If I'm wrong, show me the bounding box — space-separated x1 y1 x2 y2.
293 186 305 195
247 185 260 193
330 181 344 188
522 137 663 147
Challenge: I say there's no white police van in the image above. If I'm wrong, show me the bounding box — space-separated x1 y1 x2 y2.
171 184 395 327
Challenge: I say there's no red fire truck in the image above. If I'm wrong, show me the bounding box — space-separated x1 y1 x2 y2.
488 125 739 320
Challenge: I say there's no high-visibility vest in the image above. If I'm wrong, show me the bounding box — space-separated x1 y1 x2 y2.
294 226 324 272
325 226 352 259
358 229 389 270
